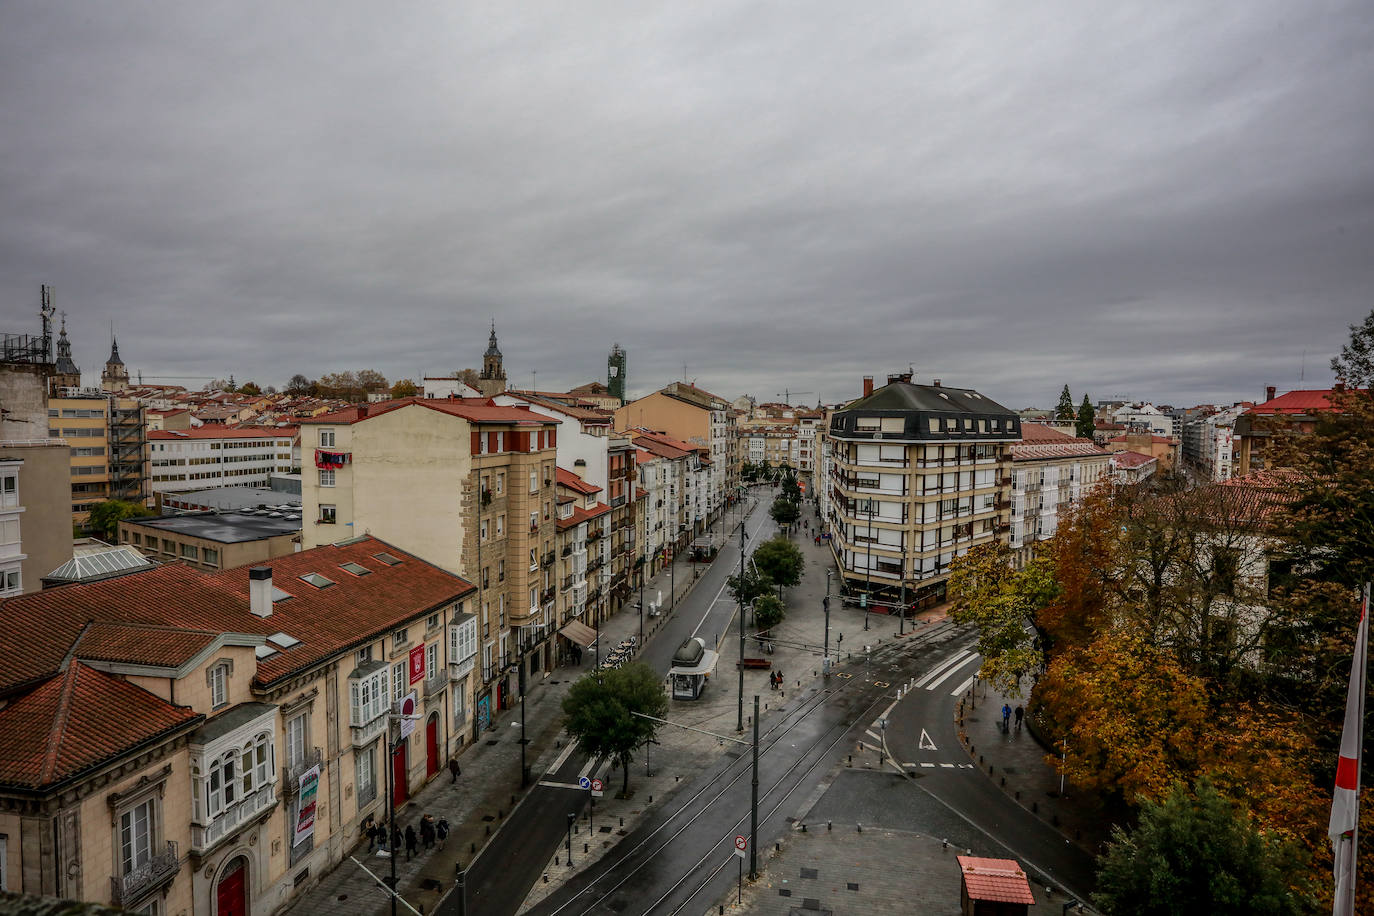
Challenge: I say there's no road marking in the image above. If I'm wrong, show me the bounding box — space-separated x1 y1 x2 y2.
915 649 972 689
538 780 590 791
865 729 882 742
919 729 938 751
920 762 935 768
577 756 601 780
873 680 889 688
950 676 974 697
548 737 578 774
940 763 955 768
926 654 980 693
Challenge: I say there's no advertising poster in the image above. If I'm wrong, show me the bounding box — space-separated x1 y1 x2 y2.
292 764 320 847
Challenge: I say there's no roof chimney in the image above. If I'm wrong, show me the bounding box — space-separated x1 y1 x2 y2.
357 403 369 419
862 376 874 397
933 378 941 387
249 566 273 617
1334 378 1346 393
1265 385 1276 402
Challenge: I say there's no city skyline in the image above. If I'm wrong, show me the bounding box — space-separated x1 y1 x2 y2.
3 2 1371 408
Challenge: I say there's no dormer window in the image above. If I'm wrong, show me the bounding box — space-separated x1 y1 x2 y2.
207 660 232 709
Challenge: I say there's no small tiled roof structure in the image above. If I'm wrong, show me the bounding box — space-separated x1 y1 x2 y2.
1246 387 1363 415
556 502 610 532
1012 423 1107 461
300 396 560 428
1112 450 1156 470
0 661 201 791
556 468 602 495
956 855 1035 909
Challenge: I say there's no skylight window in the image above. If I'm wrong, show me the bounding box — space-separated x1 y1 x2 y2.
374 552 402 566
271 587 294 603
300 572 335 588
268 632 301 649
340 562 371 576
254 645 279 660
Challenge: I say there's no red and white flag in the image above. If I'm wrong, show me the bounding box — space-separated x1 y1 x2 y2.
1329 584 1369 916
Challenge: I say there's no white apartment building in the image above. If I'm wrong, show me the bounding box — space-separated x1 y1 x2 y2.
824 375 1021 610
1111 403 1176 438
1008 424 1111 562
149 427 295 494
1182 405 1246 482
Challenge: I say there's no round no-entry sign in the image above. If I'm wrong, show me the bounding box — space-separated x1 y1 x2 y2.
591 778 604 796
734 835 747 851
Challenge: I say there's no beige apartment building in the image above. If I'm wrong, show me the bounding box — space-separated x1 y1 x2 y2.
49 389 149 524
823 374 1021 611
299 396 561 730
0 537 476 915
120 511 301 571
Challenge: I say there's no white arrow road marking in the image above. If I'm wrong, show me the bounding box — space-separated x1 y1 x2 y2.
919 729 938 751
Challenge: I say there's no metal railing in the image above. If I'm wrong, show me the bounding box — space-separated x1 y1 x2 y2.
111 841 179 907
282 748 323 797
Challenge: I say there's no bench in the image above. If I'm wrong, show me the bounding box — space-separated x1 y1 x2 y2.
737 657 772 670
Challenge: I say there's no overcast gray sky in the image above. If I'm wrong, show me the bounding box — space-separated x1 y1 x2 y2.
2 2 1371 409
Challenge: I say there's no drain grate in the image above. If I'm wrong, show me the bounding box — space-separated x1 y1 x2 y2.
847 883 859 891
800 867 818 879
778 889 792 897
481 815 495 822
485 739 499 746
599 825 613 833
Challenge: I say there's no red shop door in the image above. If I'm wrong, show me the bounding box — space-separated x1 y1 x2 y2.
425 715 440 778
392 743 408 807
216 857 247 916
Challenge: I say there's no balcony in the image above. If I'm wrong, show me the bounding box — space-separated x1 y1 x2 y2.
192 785 277 855
350 712 387 749
281 748 324 799
541 587 556 604
562 544 573 557
449 652 476 682
541 551 555 568
111 841 179 908
562 574 574 590
423 669 448 702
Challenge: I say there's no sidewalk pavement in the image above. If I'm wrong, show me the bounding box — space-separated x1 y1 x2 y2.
285 507 746 916
955 676 1113 860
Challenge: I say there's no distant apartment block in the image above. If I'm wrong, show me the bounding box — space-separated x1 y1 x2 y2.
149 427 296 495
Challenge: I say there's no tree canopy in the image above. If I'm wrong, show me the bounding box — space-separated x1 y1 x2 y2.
769 496 799 528
390 378 419 398
561 663 667 797
1055 384 1076 421
286 373 313 396
947 542 1053 695
1094 779 1314 916
86 499 153 541
753 593 784 631
752 535 804 591
1075 394 1096 438
727 564 772 607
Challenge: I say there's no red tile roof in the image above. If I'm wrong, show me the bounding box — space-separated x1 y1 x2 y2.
555 503 611 531
556 468 601 495
0 537 475 693
77 621 220 668
1112 451 1156 469
1247 388 1363 415
1013 424 1106 461
149 426 295 440
956 856 1036 905
301 397 561 427
0 662 201 790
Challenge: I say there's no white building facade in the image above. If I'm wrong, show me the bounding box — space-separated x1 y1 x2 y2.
148 428 295 495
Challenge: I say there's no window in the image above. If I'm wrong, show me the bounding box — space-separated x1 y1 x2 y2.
349 667 389 726
393 627 409 647
356 645 374 664
495 472 504 494
426 642 438 678
529 511 538 532
202 548 219 567
120 798 154 876
530 470 538 493
529 548 537 569
450 619 477 663
480 518 488 541
319 428 335 447
0 569 18 595
357 745 376 805
181 543 198 560
319 504 337 524
319 468 335 487
286 713 307 768
209 663 228 708
427 613 440 631
496 514 504 536
497 559 505 582
300 572 335 588
392 662 405 703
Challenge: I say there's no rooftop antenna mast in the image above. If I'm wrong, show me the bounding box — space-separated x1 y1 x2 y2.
39 285 55 360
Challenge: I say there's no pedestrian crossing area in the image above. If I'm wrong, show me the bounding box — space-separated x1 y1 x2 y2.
911 648 981 696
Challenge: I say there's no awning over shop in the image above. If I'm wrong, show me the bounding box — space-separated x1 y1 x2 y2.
559 620 599 648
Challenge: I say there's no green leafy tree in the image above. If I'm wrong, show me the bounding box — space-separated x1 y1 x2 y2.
390 378 419 398
752 536 805 591
1055 384 1076 421
86 499 153 541
727 565 772 607
561 663 667 797
1094 779 1315 916
769 496 799 528
780 470 801 502
947 542 1053 694
753 593 784 630
1075 395 1096 438
1330 307 1374 388
238 381 262 396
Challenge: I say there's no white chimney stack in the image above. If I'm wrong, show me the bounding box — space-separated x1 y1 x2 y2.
249 566 273 617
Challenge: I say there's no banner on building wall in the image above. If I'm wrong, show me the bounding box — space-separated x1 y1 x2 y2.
292 765 320 847
477 695 491 733
409 644 425 684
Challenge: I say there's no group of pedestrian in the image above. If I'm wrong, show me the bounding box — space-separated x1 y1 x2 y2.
770 669 785 689
1000 703 1025 733
366 813 449 860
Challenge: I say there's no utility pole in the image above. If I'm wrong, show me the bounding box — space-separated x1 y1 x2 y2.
737 518 746 732
823 569 832 676
638 547 645 642
864 501 874 631
519 639 529 787
750 695 759 880
898 539 907 636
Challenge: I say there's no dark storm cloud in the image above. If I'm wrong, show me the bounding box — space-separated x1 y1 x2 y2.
2 1 1371 409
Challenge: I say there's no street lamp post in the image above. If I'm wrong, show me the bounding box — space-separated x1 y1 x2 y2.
863 500 874 631
823 568 832 676
518 635 530 788
638 549 645 642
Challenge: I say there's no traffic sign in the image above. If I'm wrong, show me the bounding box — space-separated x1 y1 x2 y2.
733 835 748 859
578 776 591 790
591 778 604 797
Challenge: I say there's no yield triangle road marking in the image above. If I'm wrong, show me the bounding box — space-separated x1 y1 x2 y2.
919 729 938 751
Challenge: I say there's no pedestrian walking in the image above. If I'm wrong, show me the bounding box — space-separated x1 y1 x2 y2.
436 816 450 851
391 826 402 858
420 814 436 851
1001 703 1011 731
1014 705 1024 731
404 825 418 861
364 818 378 851
448 758 461 784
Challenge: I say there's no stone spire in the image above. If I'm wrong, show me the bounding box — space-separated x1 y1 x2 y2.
50 313 81 393
101 329 129 393
478 319 507 396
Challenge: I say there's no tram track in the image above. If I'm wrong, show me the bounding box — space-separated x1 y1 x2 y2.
533 618 968 916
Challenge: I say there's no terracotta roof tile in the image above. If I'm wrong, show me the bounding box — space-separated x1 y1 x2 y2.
1247 388 1364 415
0 662 201 790
149 427 295 440
556 468 601 495
76 622 220 668
302 397 561 427
956 856 1036 905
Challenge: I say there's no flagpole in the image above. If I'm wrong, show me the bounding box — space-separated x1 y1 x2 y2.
1330 582 1368 916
